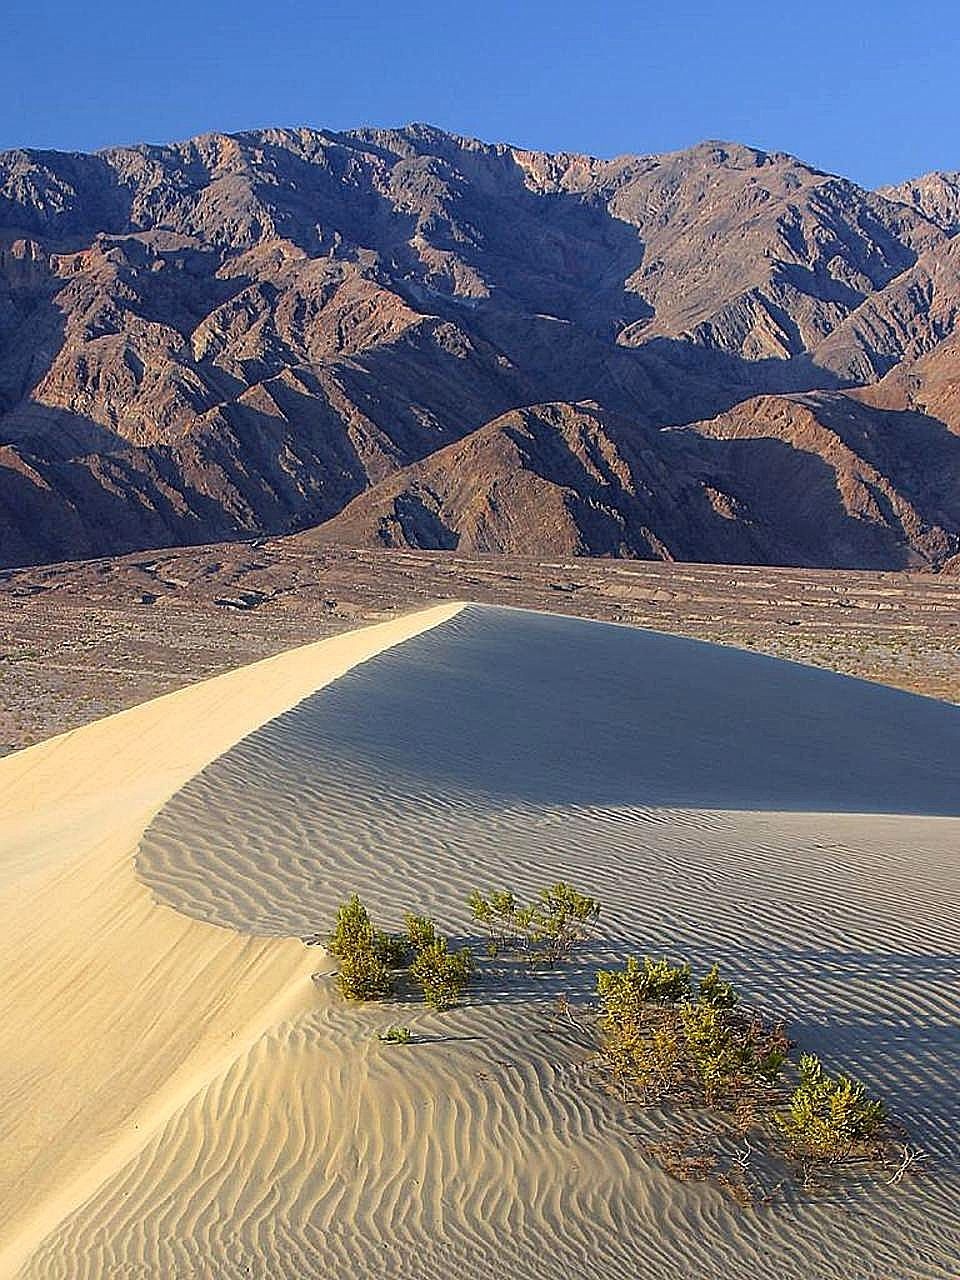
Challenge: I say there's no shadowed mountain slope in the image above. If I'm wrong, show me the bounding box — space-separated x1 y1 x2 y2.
310 396 960 568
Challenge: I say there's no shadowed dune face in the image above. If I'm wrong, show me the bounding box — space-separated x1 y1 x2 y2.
112 604 960 1280
143 603 960 822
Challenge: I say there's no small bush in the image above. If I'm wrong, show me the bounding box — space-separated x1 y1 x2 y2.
680 1001 741 1104
378 1024 412 1045
778 1054 886 1162
518 882 601 965
698 964 739 1010
336 944 395 1001
679 1001 787 1104
469 882 600 963
327 894 406 994
410 939 474 1010
586 950 897 1194
328 893 375 960
604 1008 687 1103
596 957 692 1102
330 896 407 983
404 912 439 953
597 956 692 1021
468 888 522 956
596 958 787 1108
375 931 410 969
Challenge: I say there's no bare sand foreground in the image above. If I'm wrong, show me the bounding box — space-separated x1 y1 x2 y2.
0 603 464 1278
2 603 959 1278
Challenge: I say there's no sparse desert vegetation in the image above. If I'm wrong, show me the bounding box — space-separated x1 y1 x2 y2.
3 546 959 759
5 598 953 1279
377 1024 412 1045
410 939 474 1011
322 885 907 1202
335 945 396 1002
468 882 601 963
588 953 903 1199
327 894 406 1000
778 1053 887 1164
323 881 599 1012
325 895 474 1010
595 957 789 1110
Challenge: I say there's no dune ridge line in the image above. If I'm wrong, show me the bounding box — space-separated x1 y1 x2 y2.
5 601 960 1279
0 601 465 1279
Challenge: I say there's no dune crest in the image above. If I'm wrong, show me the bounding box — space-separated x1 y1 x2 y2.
4 602 958 1278
0 602 464 1278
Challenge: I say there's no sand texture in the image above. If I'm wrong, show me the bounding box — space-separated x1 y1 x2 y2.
0 603 463 1278
3 604 959 1277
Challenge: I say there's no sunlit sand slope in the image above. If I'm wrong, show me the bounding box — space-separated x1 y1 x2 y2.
0 603 463 1279
11 605 960 1278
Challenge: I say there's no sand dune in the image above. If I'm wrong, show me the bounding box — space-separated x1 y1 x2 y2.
0 603 463 1278
3 604 959 1277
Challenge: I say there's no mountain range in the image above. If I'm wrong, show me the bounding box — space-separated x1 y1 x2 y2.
2 124 960 570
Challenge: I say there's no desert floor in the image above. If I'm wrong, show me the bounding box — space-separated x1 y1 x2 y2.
3 544 960 756
1 603 958 1278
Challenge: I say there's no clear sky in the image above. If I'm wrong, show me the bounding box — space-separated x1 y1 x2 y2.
5 0 959 187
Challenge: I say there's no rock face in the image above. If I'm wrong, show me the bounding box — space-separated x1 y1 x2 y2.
810 235 960 382
311 397 960 569
1 124 959 569
312 402 742 561
857 329 960 431
878 172 960 235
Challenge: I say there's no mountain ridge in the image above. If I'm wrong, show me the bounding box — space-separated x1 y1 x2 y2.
1 123 958 569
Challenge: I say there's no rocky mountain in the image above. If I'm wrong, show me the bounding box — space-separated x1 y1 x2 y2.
309 394 960 569
310 401 746 561
1 124 959 569
878 172 960 235
810 234 960 383
857 327 960 430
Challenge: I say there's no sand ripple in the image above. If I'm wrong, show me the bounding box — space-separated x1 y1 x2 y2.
26 605 960 1278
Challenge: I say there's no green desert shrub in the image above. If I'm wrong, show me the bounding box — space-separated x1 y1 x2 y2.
679 1001 787 1105
328 894 406 1000
517 882 601 965
374 931 410 969
336 943 395 1001
328 893 376 960
778 1054 886 1162
378 1024 412 1045
679 1001 741 1104
403 912 439 953
596 958 787 1107
597 956 692 1021
596 957 692 1102
469 882 600 962
698 963 739 1010
410 938 474 1010
468 888 522 956
751 1030 790 1087
589 951 897 1193
327 898 473 1011
599 1004 687 1104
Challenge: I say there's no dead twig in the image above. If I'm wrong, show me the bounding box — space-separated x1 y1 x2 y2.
886 1144 928 1186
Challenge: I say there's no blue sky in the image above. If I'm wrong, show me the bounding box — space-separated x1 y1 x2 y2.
5 1 959 187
